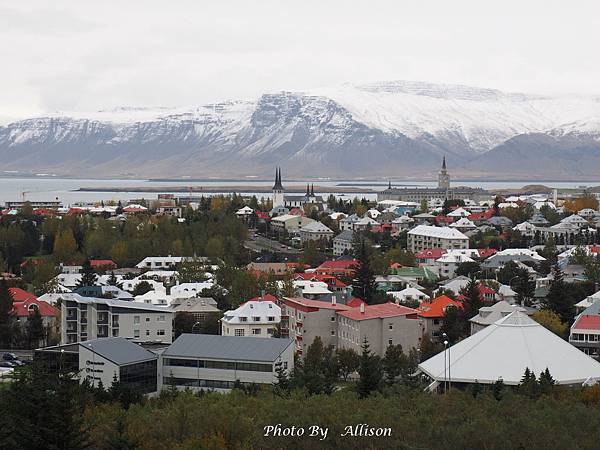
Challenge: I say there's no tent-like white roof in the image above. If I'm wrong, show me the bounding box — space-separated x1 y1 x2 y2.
419 311 600 385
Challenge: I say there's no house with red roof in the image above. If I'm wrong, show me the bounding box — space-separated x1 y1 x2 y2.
417 295 463 339
468 208 495 224
569 301 600 356
434 215 454 226
8 288 59 346
90 259 117 272
337 302 423 356
293 273 347 295
314 259 358 277
415 248 447 272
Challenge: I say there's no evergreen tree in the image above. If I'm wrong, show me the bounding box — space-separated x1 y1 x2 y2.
26 307 45 348
460 277 483 322
538 367 556 395
351 234 376 304
0 281 14 348
470 380 482 398
382 344 405 384
519 367 539 399
272 360 291 397
303 337 328 395
357 338 382 398
542 265 575 324
492 378 505 401
78 259 98 287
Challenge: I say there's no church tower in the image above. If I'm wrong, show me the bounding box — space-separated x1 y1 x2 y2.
272 167 285 207
438 156 450 191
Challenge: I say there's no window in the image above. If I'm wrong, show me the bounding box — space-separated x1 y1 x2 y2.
252 316 260 322
268 316 275 322
388 323 393 330
388 339 393 346
235 329 245 336
146 330 150 336
134 316 140 324
330 317 335 322
157 329 165 336
158 315 165 322
239 317 247 322
134 330 140 338
112 329 119 337
331 330 335 336
145 317 150 322
252 328 261 335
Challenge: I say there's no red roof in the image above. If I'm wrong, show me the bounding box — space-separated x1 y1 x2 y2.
33 208 57 216
289 207 305 217
477 248 498 259
67 207 86 216
283 297 352 312
468 208 495 221
590 246 600 254
294 273 346 288
573 315 600 331
417 295 463 318
346 297 365 308
9 288 37 302
255 211 269 220
339 302 419 321
415 248 447 260
249 293 279 303
90 259 117 268
12 299 59 318
314 259 358 276
370 224 399 234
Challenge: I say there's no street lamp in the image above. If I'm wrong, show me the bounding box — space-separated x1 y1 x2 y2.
443 340 448 393
191 321 201 334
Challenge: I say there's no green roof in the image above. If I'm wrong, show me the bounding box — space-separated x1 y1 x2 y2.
390 266 438 281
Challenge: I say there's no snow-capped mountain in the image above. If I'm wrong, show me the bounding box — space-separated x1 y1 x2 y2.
1 81 600 179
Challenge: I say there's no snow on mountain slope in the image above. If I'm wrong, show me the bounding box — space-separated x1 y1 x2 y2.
314 81 600 153
1 80 600 178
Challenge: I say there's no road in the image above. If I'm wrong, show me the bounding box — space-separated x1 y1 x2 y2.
244 234 301 256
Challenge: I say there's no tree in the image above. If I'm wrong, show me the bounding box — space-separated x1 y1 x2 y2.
0 281 14 348
336 348 359 381
26 307 45 349
538 367 555 395
173 312 199 338
382 344 405 384
419 335 443 361
357 338 382 398
351 234 376 304
272 360 291 397
177 258 209 283
131 281 153 296
459 278 483 335
519 367 539 399
53 229 77 263
440 305 465 342
542 265 575 324
78 259 98 287
303 337 330 395
455 261 481 278
532 309 568 337
492 378 505 401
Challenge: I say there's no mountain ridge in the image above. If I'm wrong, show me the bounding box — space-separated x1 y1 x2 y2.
1 80 599 178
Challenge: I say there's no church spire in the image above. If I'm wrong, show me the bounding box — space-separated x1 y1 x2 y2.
442 156 447 171
306 184 310 196
272 167 283 190
388 180 392 189
311 183 314 197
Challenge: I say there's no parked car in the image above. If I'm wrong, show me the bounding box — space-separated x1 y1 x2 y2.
2 353 25 366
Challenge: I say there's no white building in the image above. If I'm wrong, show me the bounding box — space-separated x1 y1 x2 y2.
136 256 183 270
61 294 173 344
388 287 430 305
435 252 475 279
221 300 281 338
160 334 294 391
79 337 158 394
407 225 469 252
299 221 334 243
333 230 354 256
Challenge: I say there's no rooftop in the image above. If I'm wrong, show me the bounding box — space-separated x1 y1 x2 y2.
163 334 293 362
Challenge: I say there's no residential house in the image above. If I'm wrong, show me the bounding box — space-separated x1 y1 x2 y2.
299 221 334 244
570 301 600 356
221 300 281 338
333 230 354 256
417 295 463 339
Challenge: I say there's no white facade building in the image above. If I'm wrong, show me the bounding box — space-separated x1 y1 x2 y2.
407 225 469 252
221 300 281 338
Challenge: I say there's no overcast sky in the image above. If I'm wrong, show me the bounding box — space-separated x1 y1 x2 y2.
1 0 599 122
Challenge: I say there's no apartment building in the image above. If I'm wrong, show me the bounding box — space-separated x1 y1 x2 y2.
281 297 352 355
407 225 469 253
337 302 423 356
61 293 173 344
160 334 294 391
570 301 600 356
221 300 281 338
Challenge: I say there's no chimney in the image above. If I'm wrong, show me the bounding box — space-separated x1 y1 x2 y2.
360 302 365 314
331 296 336 306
